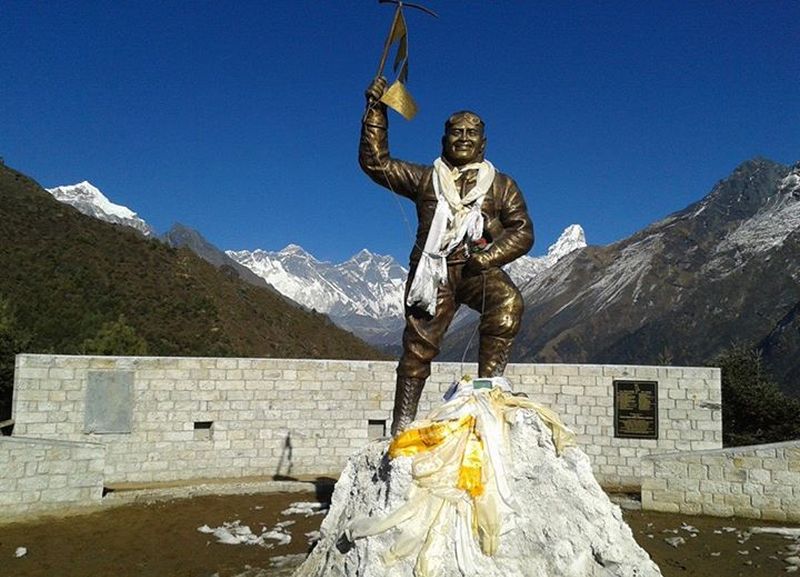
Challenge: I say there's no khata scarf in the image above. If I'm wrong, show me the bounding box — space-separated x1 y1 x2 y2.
406 158 496 315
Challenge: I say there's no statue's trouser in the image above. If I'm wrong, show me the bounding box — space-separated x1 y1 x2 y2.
391 264 523 435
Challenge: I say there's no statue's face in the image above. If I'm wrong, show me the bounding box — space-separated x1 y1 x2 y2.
442 113 486 167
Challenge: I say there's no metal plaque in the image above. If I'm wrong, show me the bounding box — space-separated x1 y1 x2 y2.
84 370 134 434
613 380 658 439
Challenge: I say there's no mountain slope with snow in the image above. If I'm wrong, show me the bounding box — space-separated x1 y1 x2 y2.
229 226 586 346
442 158 800 395
47 181 156 236
504 224 587 289
1 162 384 365
227 245 408 343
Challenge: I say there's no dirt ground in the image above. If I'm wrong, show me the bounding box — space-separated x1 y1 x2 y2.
1 491 798 577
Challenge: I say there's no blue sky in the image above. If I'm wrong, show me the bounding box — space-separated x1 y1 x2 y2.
2 1 798 264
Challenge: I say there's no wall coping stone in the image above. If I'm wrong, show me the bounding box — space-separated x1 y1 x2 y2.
17 353 719 373
642 440 800 461
0 436 105 449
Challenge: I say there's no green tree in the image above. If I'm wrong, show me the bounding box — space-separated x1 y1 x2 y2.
80 315 149 356
0 296 30 421
718 345 800 446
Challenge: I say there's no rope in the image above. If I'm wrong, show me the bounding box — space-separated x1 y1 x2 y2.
366 99 427 256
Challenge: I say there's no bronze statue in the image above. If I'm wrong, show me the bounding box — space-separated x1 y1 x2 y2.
360 76 534 435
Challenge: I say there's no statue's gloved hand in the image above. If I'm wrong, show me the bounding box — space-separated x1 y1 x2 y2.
365 76 388 105
463 251 490 276
482 214 504 243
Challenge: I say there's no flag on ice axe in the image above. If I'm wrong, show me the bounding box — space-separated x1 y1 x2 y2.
374 0 437 120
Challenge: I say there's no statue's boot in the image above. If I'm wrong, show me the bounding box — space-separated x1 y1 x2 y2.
479 335 514 377
390 375 426 436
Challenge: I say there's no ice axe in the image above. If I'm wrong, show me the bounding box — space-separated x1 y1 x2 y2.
374 0 438 120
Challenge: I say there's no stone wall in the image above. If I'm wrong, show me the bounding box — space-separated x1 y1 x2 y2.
0 436 105 516
12 355 722 487
641 441 800 521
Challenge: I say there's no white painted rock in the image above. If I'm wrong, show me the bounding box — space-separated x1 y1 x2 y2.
292 410 662 577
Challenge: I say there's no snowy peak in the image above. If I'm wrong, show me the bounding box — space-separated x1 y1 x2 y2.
279 243 312 257
503 224 587 288
702 161 800 270
49 181 134 219
226 246 408 323
547 224 587 260
47 181 155 236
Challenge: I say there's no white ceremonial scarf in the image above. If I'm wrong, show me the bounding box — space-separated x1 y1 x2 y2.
406 158 496 315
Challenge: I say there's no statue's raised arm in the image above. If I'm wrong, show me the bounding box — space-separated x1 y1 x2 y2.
359 76 428 201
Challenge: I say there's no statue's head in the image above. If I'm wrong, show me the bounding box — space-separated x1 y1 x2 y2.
442 111 486 167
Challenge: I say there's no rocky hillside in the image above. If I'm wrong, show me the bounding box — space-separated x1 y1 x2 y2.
443 158 800 396
162 222 279 292
0 162 384 361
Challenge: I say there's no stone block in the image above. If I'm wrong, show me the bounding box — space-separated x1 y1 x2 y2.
654 460 687 478
690 441 720 451
772 470 800 485
686 463 707 480
763 458 788 471
39 487 86 503
742 482 764 496
701 503 734 517
750 495 783 509
722 467 747 484
679 502 702 515
706 465 725 481
667 389 686 400
761 509 787 521
763 484 793 498
552 365 580 376
572 365 601 376
647 500 680 513
747 469 771 484
721 494 752 509
642 478 667 492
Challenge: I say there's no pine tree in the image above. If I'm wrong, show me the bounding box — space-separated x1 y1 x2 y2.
0 296 29 421
718 345 800 446
80 315 149 356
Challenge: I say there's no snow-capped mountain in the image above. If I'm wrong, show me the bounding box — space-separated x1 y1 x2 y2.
228 226 586 346
504 224 587 288
227 245 408 343
47 181 155 236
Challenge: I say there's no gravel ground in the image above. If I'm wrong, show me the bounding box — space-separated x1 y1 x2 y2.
1 490 798 577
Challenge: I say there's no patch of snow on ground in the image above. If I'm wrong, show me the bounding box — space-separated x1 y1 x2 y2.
197 520 292 548
749 527 800 538
281 501 328 517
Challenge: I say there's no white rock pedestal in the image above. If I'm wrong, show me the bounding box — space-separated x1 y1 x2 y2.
293 410 662 577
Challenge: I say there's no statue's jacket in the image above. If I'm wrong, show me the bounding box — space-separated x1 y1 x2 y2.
359 104 534 270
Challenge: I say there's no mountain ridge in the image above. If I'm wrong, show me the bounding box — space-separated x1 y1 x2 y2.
227 225 587 345
47 181 156 237
442 158 800 396
0 163 384 361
